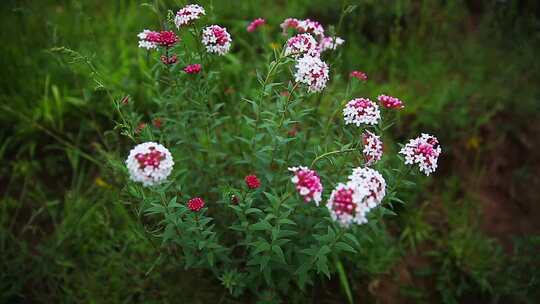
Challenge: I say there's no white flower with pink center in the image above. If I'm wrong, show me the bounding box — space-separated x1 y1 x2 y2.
348 167 386 209
284 33 319 58
327 182 370 227
201 25 232 55
174 4 205 28
125 142 174 186
294 55 329 93
362 131 383 166
288 166 323 205
343 98 381 126
297 19 325 37
319 36 345 52
399 134 441 176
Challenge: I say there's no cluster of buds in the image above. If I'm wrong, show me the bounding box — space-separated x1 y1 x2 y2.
350 70 368 81
184 63 202 74
378 94 404 109
247 18 265 32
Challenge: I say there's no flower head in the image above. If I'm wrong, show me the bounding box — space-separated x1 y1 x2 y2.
284 33 319 58
343 98 381 126
294 55 329 93
348 167 386 209
187 197 205 211
202 25 232 55
125 142 174 186
319 36 345 52
244 174 261 189
297 19 325 37
378 94 404 109
362 131 383 166
184 63 202 74
350 70 368 81
280 18 300 35
247 18 265 32
288 166 323 205
399 134 441 176
138 30 159 50
138 30 178 49
327 182 370 227
175 4 205 27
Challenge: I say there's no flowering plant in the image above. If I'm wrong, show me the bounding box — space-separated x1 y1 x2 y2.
116 3 441 300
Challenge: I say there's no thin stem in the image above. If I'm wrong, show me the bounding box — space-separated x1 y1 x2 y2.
269 82 299 169
310 148 358 167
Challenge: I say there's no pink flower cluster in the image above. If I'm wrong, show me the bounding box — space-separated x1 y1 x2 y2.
294 55 330 93
362 131 383 166
281 18 324 37
350 70 368 81
184 64 201 74
137 30 179 50
343 98 381 126
288 166 323 205
285 33 319 58
378 94 404 109
399 134 441 176
187 197 205 211
247 18 265 32
244 174 261 189
202 25 232 55
125 142 174 187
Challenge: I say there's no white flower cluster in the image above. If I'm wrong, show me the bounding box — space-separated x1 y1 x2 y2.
399 133 441 176
137 30 157 50
125 142 174 187
327 167 386 227
284 33 319 58
343 98 381 126
294 55 329 93
201 25 232 55
319 36 345 52
297 19 325 37
362 130 383 166
174 4 205 28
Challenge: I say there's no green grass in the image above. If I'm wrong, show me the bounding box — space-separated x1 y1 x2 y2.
1 0 539 303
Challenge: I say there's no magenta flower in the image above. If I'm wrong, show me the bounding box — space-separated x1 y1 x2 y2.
378 94 404 109
184 64 201 74
288 166 323 205
247 18 265 32
187 197 205 212
350 70 368 81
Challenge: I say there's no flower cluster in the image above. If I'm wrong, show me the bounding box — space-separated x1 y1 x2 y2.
137 30 179 50
281 17 345 93
362 131 383 166
343 98 381 126
285 33 319 58
378 94 404 109
319 36 345 52
244 174 261 189
184 63 202 74
125 142 174 186
187 197 205 211
327 167 386 227
247 18 265 32
175 4 205 28
202 25 232 55
289 166 323 205
281 18 325 37
399 134 442 176
350 70 368 81
294 55 330 93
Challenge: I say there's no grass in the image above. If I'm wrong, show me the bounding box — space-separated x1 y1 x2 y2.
1 0 540 303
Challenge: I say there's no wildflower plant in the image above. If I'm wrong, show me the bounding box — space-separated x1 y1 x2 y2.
114 3 442 300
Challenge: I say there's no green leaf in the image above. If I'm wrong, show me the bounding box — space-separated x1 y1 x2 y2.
251 220 272 231
335 242 357 254
272 245 286 264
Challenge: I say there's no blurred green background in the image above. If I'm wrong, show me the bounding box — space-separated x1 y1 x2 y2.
1 0 539 303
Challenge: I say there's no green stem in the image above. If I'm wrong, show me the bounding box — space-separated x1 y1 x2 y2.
310 148 358 167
